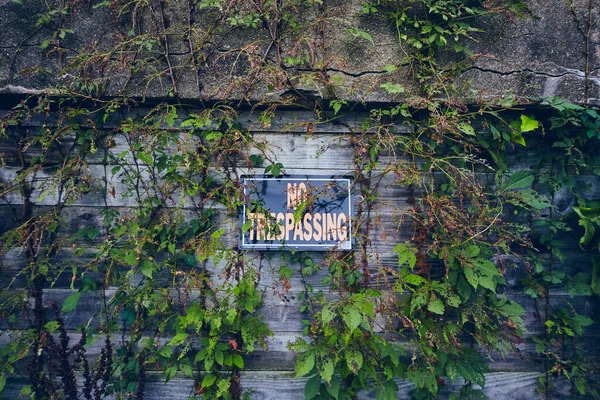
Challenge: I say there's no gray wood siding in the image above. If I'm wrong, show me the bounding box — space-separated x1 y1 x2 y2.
1 110 599 399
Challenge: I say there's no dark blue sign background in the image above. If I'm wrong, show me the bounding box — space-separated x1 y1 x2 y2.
240 176 353 250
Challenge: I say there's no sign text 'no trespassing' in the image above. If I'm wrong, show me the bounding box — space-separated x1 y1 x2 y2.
240 176 353 251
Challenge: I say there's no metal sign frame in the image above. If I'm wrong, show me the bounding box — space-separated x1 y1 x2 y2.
240 175 354 251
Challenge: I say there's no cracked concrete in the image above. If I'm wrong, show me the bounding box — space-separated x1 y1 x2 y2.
0 0 598 104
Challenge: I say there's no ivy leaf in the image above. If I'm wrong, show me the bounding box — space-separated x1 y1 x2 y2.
505 170 534 190
342 308 361 332
520 115 539 133
304 374 321 400
427 297 445 315
295 351 315 377
61 292 81 313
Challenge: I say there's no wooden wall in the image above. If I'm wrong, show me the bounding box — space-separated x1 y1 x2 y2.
1 108 599 399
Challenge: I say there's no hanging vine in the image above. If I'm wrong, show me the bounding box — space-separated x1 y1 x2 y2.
0 0 599 399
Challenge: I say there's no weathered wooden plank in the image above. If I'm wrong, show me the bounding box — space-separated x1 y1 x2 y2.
0 109 405 134
1 284 597 342
0 371 580 399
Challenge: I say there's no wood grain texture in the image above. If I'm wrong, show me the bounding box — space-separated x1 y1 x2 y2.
0 371 580 400
1 109 599 399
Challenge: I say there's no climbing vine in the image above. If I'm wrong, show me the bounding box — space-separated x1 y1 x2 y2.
0 0 599 399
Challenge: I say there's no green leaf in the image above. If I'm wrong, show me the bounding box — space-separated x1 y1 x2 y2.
579 218 595 246
464 245 480 258
345 349 363 373
202 373 217 388
304 374 321 400
520 190 553 210
233 354 244 369
404 274 426 285
573 315 594 335
384 380 398 400
477 275 497 292
457 122 476 136
382 64 398 73
137 152 154 165
0 374 6 393
512 131 527 146
44 321 60 332
141 259 154 278
321 305 334 325
347 27 374 45
215 348 224 366
330 100 346 115
321 360 334 383
326 378 341 399
463 266 478 289
427 298 445 315
165 366 177 383
295 351 315 377
394 243 416 268
61 292 81 313
183 254 196 267
342 308 361 332
520 115 539 133
505 170 534 190
168 333 188 346
380 82 405 94
279 265 294 280
446 361 458 381
180 360 193 377
500 301 526 317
